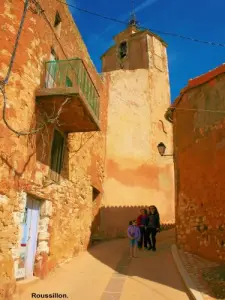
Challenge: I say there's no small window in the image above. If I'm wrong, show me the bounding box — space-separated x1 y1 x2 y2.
54 11 62 37
50 130 65 181
119 41 127 59
50 47 58 60
54 11 61 27
92 186 100 201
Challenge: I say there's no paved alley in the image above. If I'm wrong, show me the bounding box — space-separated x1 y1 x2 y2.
18 230 190 300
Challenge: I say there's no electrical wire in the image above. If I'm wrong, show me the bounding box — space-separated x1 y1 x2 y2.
170 107 225 114
56 0 225 116
30 0 68 59
57 0 126 25
57 0 225 48
1 39 37 86
0 0 35 137
1 0 29 85
0 0 65 136
17 0 68 60
0 86 45 136
2 0 225 141
29 0 94 89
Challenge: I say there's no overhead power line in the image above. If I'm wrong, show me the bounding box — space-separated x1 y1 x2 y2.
171 107 225 114
1 0 29 85
57 0 225 48
0 0 70 137
2 0 225 123
57 0 126 25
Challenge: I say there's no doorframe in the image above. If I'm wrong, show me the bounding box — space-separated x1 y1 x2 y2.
24 196 41 278
14 192 52 281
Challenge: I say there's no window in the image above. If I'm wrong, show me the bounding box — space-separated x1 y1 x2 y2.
54 11 61 27
54 11 62 37
50 47 58 61
50 129 65 182
119 41 127 59
92 186 100 201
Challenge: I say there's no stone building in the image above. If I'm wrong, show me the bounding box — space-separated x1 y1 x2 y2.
0 0 175 298
0 0 107 298
100 20 175 237
165 63 225 262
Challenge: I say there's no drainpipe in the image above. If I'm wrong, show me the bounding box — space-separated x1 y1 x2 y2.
165 108 178 245
173 125 178 246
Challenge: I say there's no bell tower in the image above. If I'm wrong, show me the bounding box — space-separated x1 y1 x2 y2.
101 20 175 237
101 18 169 73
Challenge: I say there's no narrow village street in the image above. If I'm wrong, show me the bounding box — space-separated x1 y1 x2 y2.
18 230 191 300
1 1 225 299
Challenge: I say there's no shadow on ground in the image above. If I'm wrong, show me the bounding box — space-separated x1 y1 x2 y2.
90 205 174 240
20 207 191 300
87 206 192 300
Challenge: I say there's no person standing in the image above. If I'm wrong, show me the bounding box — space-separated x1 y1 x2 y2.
137 209 148 249
127 220 141 258
146 206 160 251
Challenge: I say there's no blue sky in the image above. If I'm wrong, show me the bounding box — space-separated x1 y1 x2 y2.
68 0 225 102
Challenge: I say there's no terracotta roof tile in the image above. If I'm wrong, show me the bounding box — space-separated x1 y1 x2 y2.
165 63 225 122
173 63 225 107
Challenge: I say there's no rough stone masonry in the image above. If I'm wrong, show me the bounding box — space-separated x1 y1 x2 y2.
0 0 107 298
0 0 176 299
167 66 225 263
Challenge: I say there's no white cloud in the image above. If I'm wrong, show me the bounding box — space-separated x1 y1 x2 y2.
68 0 80 19
135 0 158 13
88 0 159 45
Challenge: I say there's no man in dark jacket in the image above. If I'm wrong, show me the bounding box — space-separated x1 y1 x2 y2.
146 206 160 251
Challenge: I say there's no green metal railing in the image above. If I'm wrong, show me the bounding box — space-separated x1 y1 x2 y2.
44 58 100 119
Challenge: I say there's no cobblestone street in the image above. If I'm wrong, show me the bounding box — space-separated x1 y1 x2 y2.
178 248 225 300
17 230 190 300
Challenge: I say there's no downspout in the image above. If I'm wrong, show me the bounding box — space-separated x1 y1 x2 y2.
100 73 110 238
165 108 178 245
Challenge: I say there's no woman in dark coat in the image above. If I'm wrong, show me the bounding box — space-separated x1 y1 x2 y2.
146 205 160 251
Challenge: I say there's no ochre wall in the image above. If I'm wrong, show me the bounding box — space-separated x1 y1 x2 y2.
174 72 225 262
101 31 175 237
102 30 149 72
0 0 107 297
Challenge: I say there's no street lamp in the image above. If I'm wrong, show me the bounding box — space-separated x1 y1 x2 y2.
157 142 176 243
157 142 173 157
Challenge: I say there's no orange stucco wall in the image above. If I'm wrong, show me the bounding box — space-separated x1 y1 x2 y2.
0 0 107 296
174 72 225 262
101 30 175 237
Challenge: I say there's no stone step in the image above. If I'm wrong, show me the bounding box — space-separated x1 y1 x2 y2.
15 276 40 297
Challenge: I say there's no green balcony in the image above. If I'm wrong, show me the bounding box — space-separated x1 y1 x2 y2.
36 58 100 133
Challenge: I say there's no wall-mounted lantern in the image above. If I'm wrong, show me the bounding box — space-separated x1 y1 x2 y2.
157 142 173 157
